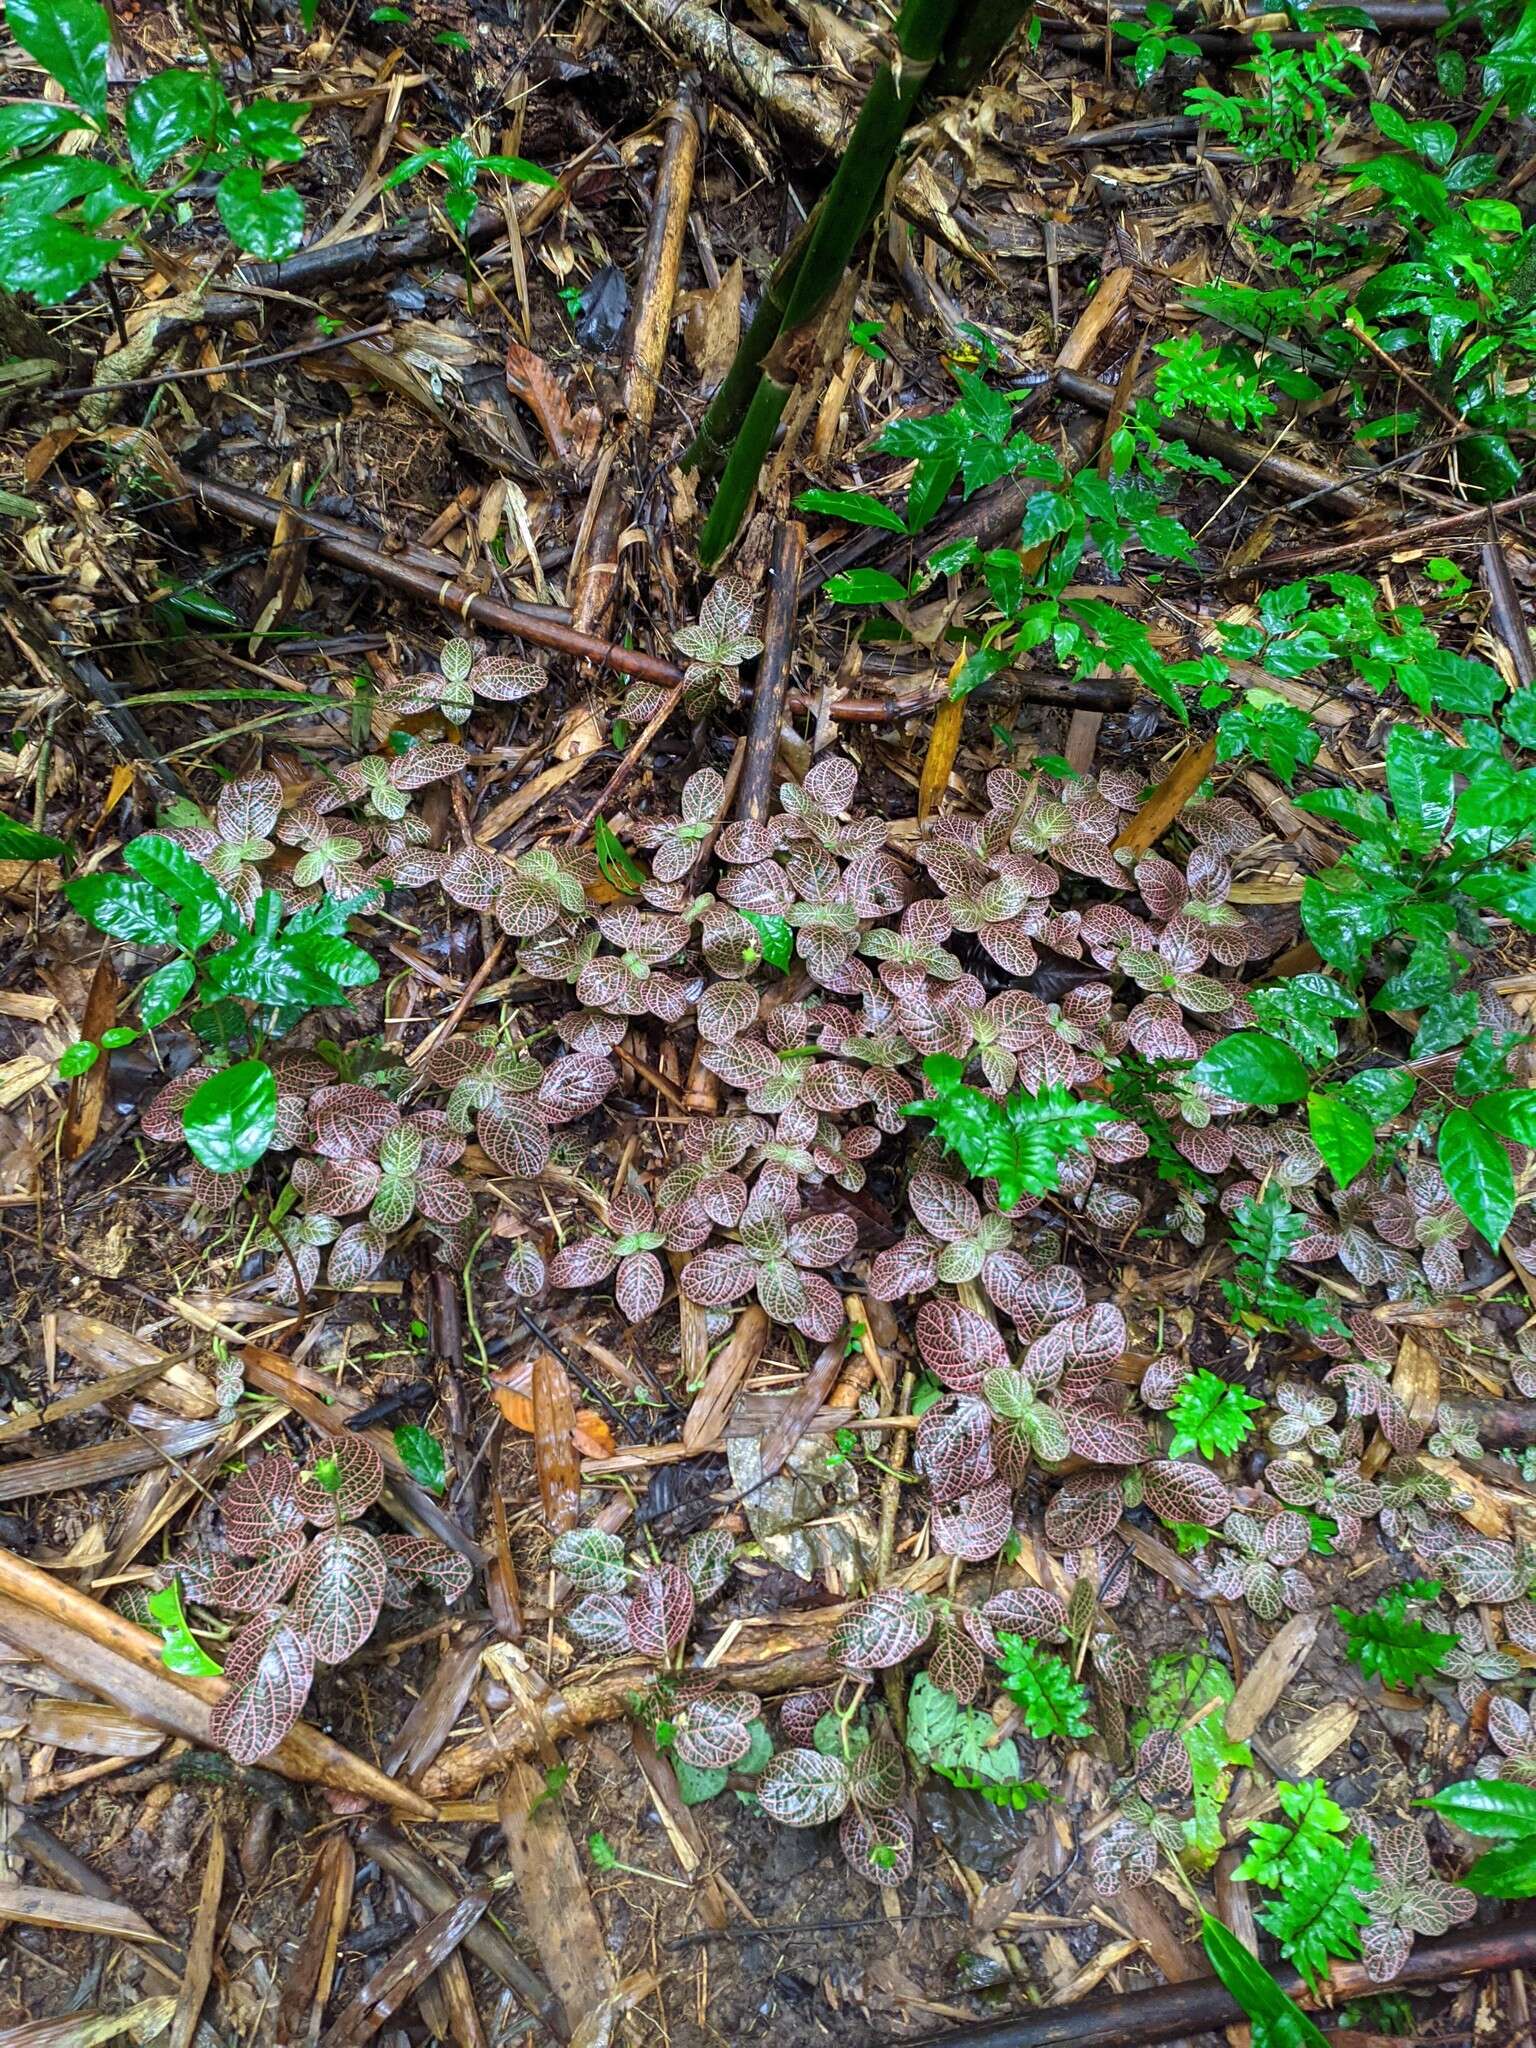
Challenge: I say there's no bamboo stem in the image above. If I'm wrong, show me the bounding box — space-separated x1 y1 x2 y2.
696 0 973 564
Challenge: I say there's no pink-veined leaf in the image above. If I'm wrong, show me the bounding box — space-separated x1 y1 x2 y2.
209 1614 315 1764
757 1747 852 1827
627 1564 696 1658
293 1526 388 1664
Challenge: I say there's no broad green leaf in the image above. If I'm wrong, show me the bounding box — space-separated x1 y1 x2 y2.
1463 1837 1536 1898
740 910 793 973
1200 1915 1327 2047
181 1059 276 1174
1191 1032 1310 1106
792 488 906 534
58 1040 99 1078
147 1579 223 1677
1306 1091 1375 1190
1463 867 1536 932
215 168 304 260
393 1423 446 1493
138 956 197 1029
822 568 910 606
0 211 122 302
123 833 243 935
0 102 93 149
1423 1777 1536 1840
1301 869 1395 974
232 98 309 164
1504 688 1536 752
6 0 111 121
124 69 219 178
1472 1089 1536 1144
66 871 178 945
0 809 66 862
1438 1105 1516 1246
1385 724 1455 835
1337 1065 1416 1124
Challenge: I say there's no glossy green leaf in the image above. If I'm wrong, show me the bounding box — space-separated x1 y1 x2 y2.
1191 1032 1310 1105
0 211 122 302
1337 1066 1416 1124
181 1059 276 1174
1472 1089 1536 1144
740 910 793 973
6 0 111 121
793 488 907 533
393 1423 446 1494
66 872 178 945
823 568 910 606
1438 1105 1516 1246
0 809 66 862
1306 1091 1375 1190
138 956 197 1029
215 168 304 260
123 833 243 935
0 101 94 150
124 69 220 178
1462 1837 1536 1898
1423 1777 1536 1839
58 1039 99 1078
594 816 644 894
147 1579 223 1677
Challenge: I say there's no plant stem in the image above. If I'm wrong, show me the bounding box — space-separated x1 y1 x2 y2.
695 0 975 563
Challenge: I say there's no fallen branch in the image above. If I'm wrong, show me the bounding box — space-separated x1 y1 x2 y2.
0 1548 432 1818
904 1907 1536 2048
739 519 806 821
1055 368 1375 521
183 473 686 691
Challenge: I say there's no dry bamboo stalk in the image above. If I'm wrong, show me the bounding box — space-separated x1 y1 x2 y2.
0 1550 433 1817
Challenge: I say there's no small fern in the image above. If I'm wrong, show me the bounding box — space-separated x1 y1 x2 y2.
903 1055 1114 1213
1335 1583 1454 1691
1223 1185 1346 1338
995 1635 1095 1740
1167 1370 1264 1459
1235 1780 1375 1989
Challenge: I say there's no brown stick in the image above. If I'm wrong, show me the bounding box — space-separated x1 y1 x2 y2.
903 1908 1536 2048
1483 525 1536 688
0 1550 433 1818
1055 367 1375 521
318 1892 488 2048
739 520 806 822
354 1825 560 2033
421 1611 850 1797
571 91 702 638
184 473 685 691
1222 486 1536 581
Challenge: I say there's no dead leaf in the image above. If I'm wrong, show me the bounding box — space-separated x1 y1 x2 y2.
505 338 601 471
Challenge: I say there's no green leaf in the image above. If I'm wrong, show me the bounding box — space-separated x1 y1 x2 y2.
0 809 66 862
137 956 197 1030
901 1056 1114 1212
1462 1837 1536 1898
58 1039 99 1078
1462 867 1536 932
740 910 793 974
215 168 304 260
6 0 111 121
1334 1585 1453 1689
1337 1066 1416 1124
66 871 178 946
996 1635 1093 1739
1301 868 1395 974
905 1671 1029 1791
1191 1032 1311 1105
1247 975 1359 1063
822 568 910 605
124 69 220 179
181 1059 276 1174
1423 1778 1536 1840
792 488 907 533
146 1579 223 1678
1472 1089 1536 1144
476 151 557 187
1306 1091 1375 1190
1438 1105 1516 1246
1200 1916 1327 2048
0 211 122 302
674 1757 729 1804
1166 1369 1264 1459
0 101 94 150
123 832 243 936
1503 689 1536 753
393 1423 446 1493
1385 723 1456 835
593 816 643 894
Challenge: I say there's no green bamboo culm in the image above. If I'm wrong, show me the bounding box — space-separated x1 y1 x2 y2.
695 0 972 567
683 0 1032 486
